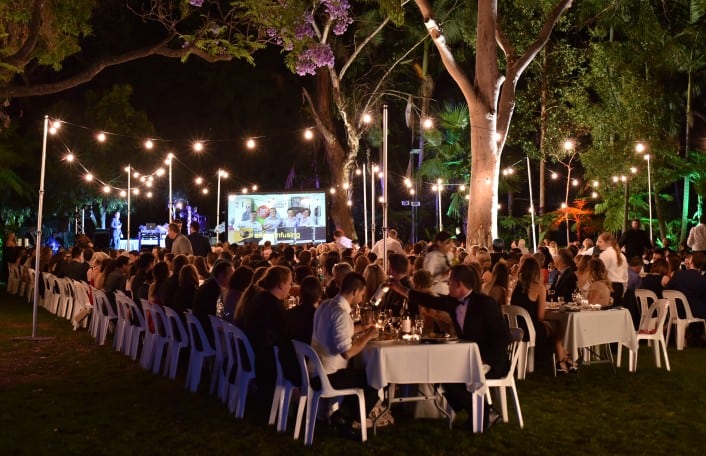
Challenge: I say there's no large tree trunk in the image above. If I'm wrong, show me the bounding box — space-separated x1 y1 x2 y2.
312 71 356 239
538 48 549 215
467 111 499 246
680 71 693 244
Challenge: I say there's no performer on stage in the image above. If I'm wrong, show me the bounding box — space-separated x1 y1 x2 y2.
110 211 122 249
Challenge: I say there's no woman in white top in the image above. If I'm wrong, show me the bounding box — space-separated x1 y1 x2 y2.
595 232 628 307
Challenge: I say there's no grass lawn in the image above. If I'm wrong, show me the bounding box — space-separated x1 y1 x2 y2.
1 290 704 455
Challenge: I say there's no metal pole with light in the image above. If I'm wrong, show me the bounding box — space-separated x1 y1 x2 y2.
644 152 653 243
371 164 378 247
216 169 228 232
166 153 174 221
31 115 51 338
382 104 389 273
361 166 368 248
436 178 443 232
526 156 538 252
127 165 131 251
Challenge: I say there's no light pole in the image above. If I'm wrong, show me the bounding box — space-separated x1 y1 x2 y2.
126 165 131 250
432 178 443 232
371 164 379 247
216 169 228 233
636 141 653 243
382 104 389 273
526 156 538 252
166 153 174 221
358 166 368 248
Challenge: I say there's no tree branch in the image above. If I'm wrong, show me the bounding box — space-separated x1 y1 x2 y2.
2 0 47 69
0 37 236 99
413 0 477 107
339 16 391 81
302 87 337 147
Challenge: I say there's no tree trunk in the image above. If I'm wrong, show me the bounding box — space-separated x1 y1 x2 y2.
653 187 667 243
680 71 693 244
539 48 549 215
314 71 357 239
467 109 499 247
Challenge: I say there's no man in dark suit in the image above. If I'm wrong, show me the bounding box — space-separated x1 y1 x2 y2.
549 248 578 302
187 221 212 257
389 264 511 426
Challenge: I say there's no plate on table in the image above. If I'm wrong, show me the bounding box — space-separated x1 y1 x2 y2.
421 333 459 344
371 334 398 345
563 304 582 312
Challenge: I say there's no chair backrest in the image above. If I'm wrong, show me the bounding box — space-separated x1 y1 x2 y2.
185 313 214 353
93 289 116 319
208 315 226 360
128 299 147 330
291 340 336 395
502 305 536 347
163 306 189 346
506 327 525 377
635 288 659 319
115 292 132 323
232 326 256 375
662 289 696 320
639 299 670 335
151 303 169 338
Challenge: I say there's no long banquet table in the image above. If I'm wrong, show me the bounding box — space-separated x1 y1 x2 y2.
545 307 638 370
362 340 487 433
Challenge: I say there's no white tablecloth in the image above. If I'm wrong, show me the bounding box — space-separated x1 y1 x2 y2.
363 341 486 391
546 308 638 364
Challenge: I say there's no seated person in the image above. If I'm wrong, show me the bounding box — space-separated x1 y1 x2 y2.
586 258 613 307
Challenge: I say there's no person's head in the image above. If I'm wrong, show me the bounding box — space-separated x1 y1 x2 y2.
114 211 120 219
190 221 200 233
83 248 94 263
332 261 353 285
362 263 385 299
115 255 130 273
172 254 189 276
168 222 181 239
650 258 669 276
299 275 323 308
339 272 367 306
211 260 234 287
432 231 453 254
152 261 170 283
476 252 492 271
353 254 370 274
229 265 254 291
588 258 609 282
287 209 296 218
691 251 706 270
71 245 83 259
447 265 481 299
596 232 617 250
137 252 156 271
258 265 292 299
491 238 505 253
250 211 258 221
268 208 278 218
631 219 640 230
652 247 665 261
179 264 200 289
554 248 575 271
629 256 643 272
488 261 510 289
388 229 398 240
333 228 345 240
303 208 311 217
517 257 541 292
582 238 594 249
387 253 408 277
412 269 433 290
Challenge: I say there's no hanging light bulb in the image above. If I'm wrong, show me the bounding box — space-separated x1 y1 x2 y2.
303 129 314 140
202 188 209 195
146 191 153 198
242 187 249 194
362 113 372 124
194 176 203 185
193 141 204 152
65 153 75 162
251 184 258 191
144 139 154 150
102 185 111 194
246 138 256 150
120 190 127 197
85 173 93 182
343 182 350 190
96 132 106 142
133 188 140 195
422 117 434 129
330 187 336 194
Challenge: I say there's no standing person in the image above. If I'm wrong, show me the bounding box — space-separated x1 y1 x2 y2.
423 231 453 295
167 222 193 256
596 232 628 308
370 228 405 258
619 219 652 261
311 272 381 439
687 213 706 253
110 212 122 250
187 221 211 257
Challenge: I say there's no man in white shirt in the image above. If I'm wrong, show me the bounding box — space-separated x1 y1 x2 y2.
687 214 706 252
311 272 379 437
370 228 405 258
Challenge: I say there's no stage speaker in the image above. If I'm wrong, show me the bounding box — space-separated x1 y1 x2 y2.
93 229 110 251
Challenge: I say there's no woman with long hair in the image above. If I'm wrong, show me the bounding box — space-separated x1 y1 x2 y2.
586 258 613 307
596 232 628 307
482 261 510 305
511 257 574 373
423 231 453 294
363 263 386 303
236 265 293 406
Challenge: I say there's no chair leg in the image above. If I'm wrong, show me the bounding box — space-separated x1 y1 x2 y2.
498 386 509 423
510 383 524 429
660 338 671 372
652 339 661 368
356 392 367 442
471 392 485 433
269 386 282 426
304 395 319 446
279 386 294 432
293 393 307 439
616 343 623 367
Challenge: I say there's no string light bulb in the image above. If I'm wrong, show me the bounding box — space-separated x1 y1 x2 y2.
195 176 203 185
303 129 314 140
202 188 209 195
120 190 127 197
362 113 372 124
242 187 248 194
96 132 106 142
551 172 558 180
422 117 434 129
251 185 258 191
144 139 154 150
147 191 153 198
65 153 75 162
355 169 362 176
193 141 204 152
246 138 256 150
330 187 336 194
84 173 93 182
102 185 111 194
133 188 140 195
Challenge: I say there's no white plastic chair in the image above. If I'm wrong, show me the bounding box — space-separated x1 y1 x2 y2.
71 281 92 329
485 327 525 429
7 263 21 295
635 288 659 330
208 315 228 401
114 292 135 355
126 299 147 361
269 345 297 432
501 305 535 379
148 303 171 375
56 278 74 320
229 326 256 419
163 306 190 380
93 290 117 346
617 298 671 371
291 340 367 445
184 313 216 393
48 275 62 315
662 290 706 351
25 268 35 303
138 299 158 369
